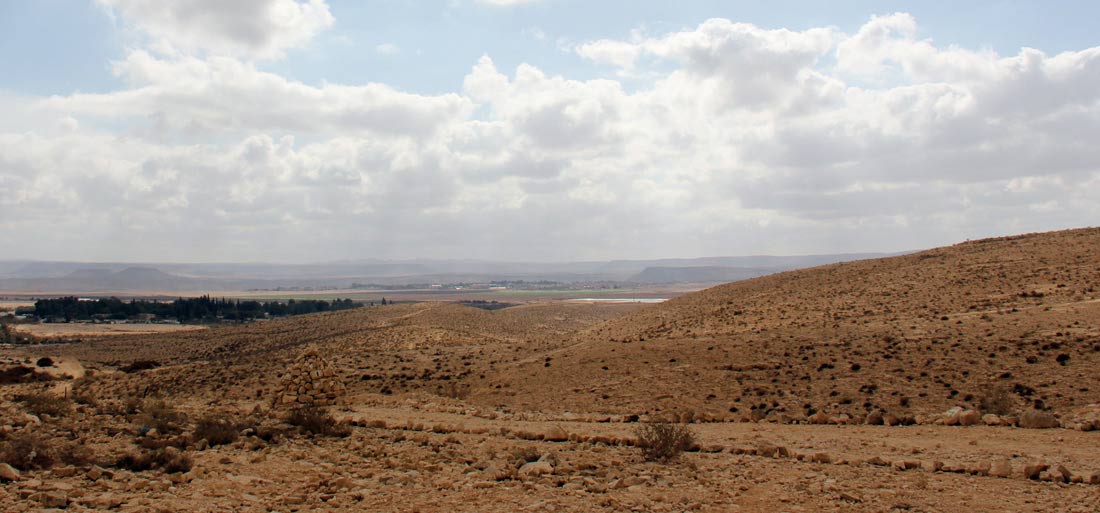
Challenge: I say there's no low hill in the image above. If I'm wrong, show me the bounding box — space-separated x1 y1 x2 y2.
42 301 642 402
472 228 1100 420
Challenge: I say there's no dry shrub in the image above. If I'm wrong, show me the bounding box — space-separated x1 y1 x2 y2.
115 447 192 474
0 431 93 470
119 360 160 373
194 415 240 447
0 432 57 470
633 422 696 462
15 391 71 418
0 365 52 385
285 406 350 437
69 377 98 407
979 385 1015 415
136 399 187 435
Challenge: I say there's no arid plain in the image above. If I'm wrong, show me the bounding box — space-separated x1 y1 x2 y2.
2 228 1100 511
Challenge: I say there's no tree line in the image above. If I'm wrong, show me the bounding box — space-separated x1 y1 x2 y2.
32 296 360 323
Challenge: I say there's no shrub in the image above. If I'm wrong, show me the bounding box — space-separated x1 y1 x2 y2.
15 391 71 417
194 415 240 447
979 385 1015 415
0 432 57 470
114 447 192 474
633 422 696 462
120 360 160 373
136 399 187 435
285 406 350 437
0 365 52 385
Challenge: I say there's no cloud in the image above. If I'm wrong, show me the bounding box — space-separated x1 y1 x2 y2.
36 50 472 139
3 14 1100 261
474 0 543 6
375 43 401 56
97 0 334 59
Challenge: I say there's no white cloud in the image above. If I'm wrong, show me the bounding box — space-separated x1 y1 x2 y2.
474 0 543 6
3 13 1100 261
375 43 401 56
96 0 334 59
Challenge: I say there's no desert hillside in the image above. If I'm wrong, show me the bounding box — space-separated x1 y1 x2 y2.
4 229 1100 512
473 228 1100 420
40 301 643 403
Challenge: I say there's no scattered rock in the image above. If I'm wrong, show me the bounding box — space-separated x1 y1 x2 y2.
32 491 69 508
1019 411 1060 429
0 463 21 482
989 460 1013 478
1024 463 1050 480
518 460 554 478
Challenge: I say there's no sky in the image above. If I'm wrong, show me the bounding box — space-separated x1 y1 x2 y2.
1 1 1098 263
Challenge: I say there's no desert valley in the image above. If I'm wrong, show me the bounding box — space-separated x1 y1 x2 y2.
2 228 1099 512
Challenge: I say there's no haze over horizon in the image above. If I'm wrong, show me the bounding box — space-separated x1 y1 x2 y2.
2 1 1098 263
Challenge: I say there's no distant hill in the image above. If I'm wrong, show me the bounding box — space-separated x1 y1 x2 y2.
630 266 778 284
0 252 897 293
473 227 1100 420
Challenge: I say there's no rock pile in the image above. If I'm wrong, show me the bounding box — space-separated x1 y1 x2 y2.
272 349 346 408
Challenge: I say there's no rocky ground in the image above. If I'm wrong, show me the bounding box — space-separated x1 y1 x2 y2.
2 228 1100 511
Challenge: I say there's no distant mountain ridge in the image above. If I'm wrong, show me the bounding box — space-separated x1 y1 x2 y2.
0 252 900 293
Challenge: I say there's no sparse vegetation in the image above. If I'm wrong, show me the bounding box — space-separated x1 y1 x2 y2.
115 447 193 474
0 432 59 470
284 406 351 437
979 385 1015 415
120 360 161 373
135 399 188 435
15 391 72 417
633 422 696 462
194 415 240 446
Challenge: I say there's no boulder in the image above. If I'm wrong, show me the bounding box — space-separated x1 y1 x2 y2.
807 412 829 425
1019 411 1060 429
981 414 1003 426
0 463 20 482
864 411 884 425
957 409 982 426
989 460 1013 478
1023 463 1049 480
942 406 965 426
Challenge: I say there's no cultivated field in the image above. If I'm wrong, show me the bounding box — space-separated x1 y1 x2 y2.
2 228 1099 512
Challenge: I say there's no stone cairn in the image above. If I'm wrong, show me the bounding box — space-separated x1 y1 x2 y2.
272 348 347 408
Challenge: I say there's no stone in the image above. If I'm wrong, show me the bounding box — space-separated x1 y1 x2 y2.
1019 411 1060 429
989 460 1012 478
1051 464 1073 483
864 456 889 467
272 347 347 408
811 452 833 464
864 411 884 425
519 460 554 477
33 491 69 508
957 409 982 426
981 414 1003 426
942 406 965 426
1023 463 1050 480
807 412 829 425
0 463 20 482
968 461 991 476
